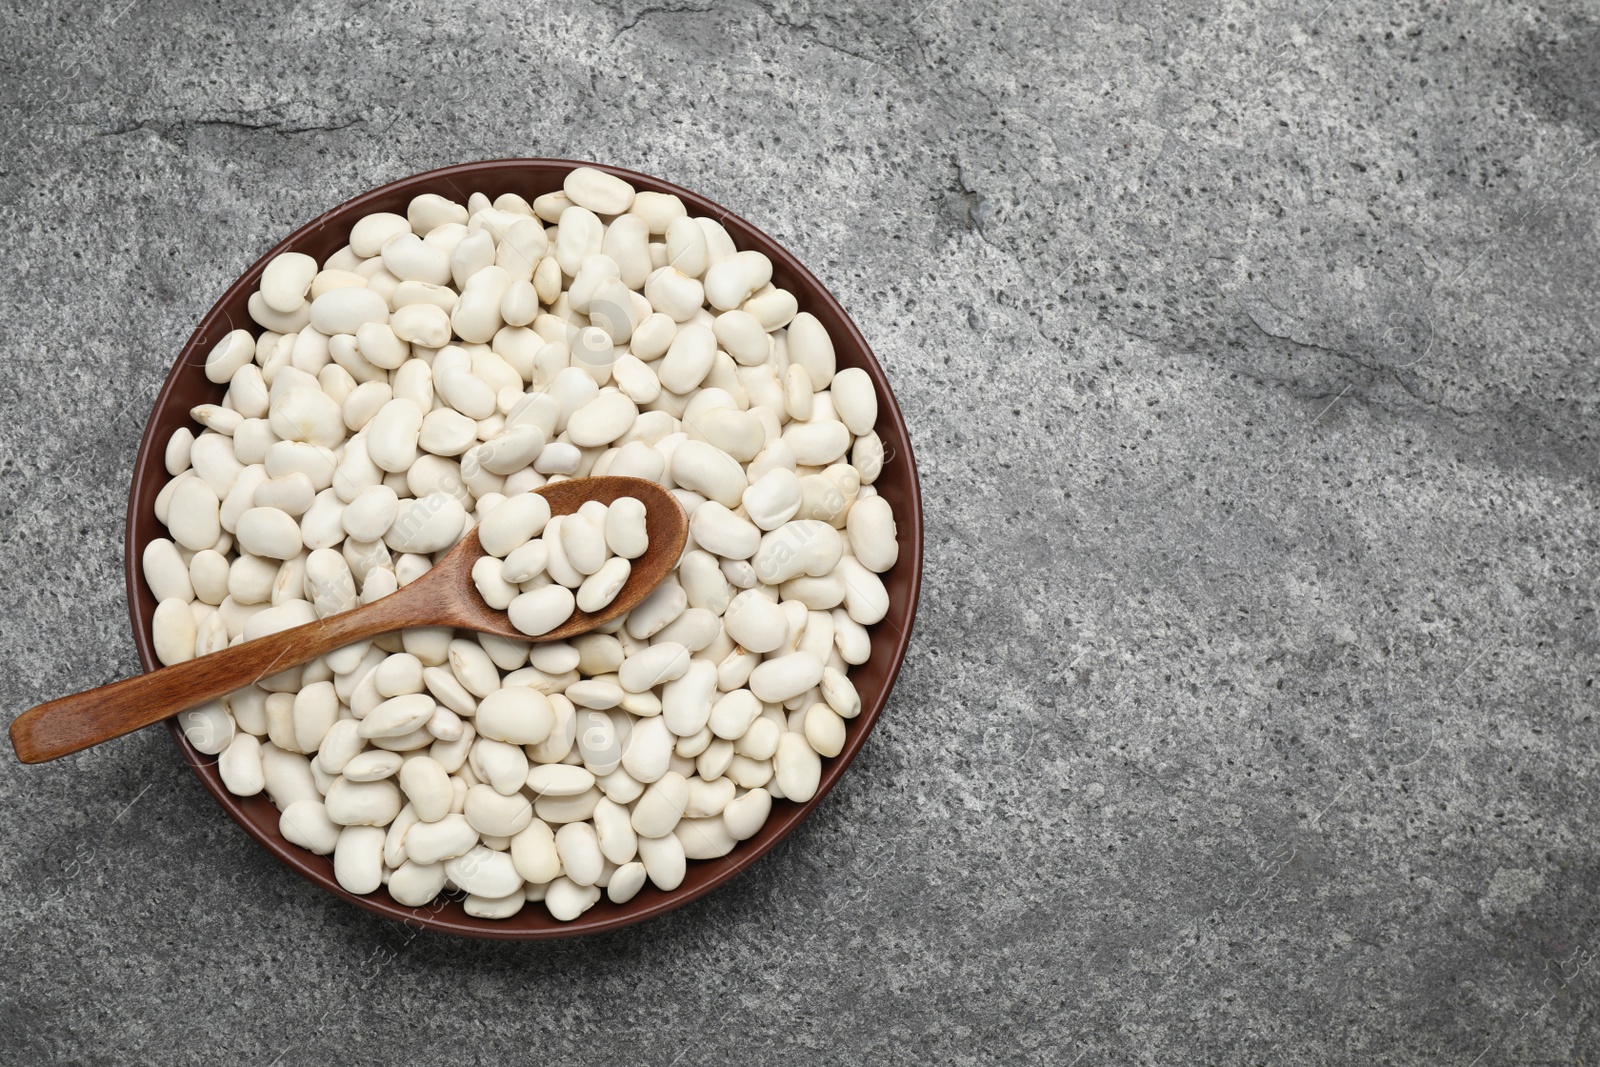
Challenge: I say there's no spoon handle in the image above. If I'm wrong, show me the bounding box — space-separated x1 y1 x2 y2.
10 588 426 764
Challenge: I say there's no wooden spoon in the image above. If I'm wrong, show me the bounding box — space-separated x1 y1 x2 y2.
10 476 686 764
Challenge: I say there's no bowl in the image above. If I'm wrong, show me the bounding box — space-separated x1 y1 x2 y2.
124 159 923 938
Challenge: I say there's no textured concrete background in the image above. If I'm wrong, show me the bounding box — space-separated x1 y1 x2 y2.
2 0 1598 1062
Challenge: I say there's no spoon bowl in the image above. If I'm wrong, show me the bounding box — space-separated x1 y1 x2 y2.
9 476 686 764
419 476 689 642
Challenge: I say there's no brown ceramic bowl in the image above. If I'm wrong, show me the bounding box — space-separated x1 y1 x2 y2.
123 160 923 938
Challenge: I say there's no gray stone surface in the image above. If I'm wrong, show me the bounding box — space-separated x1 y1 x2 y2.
2 0 1598 1062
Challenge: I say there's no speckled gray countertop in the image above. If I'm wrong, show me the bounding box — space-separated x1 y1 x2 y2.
2 1 1597 1063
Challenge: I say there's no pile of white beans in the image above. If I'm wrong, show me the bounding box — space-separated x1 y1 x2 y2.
146 167 899 922
475 492 648 635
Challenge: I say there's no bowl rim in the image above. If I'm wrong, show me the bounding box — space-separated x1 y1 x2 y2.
124 158 923 939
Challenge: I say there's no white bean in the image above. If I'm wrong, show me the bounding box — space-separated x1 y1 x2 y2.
554 821 605 885
340 484 399 542
689 501 760 559
406 813 479 864
787 312 836 389
703 251 772 312
144 538 194 602
723 589 787 653
219 733 265 796
821 669 862 724
524 765 594 800
558 512 607 576
749 651 825 703
670 440 745 507
617 643 690 693
444 845 523 898
577 557 631 613
567 391 639 447
713 310 769 365
630 191 686 234
636 831 686 891
465 784 534 837
837 556 890 625
708 688 762 740
178 701 234 754
510 820 561 884
465 889 527 919
168 477 223 551
784 418 852 466
359 693 436 739
743 285 798 329
206 330 256 384
350 212 411 257
381 231 452 285
385 493 467 554
471 556 518 610
723 788 772 840
804 702 847 757
830 366 877 435
773 732 822 803
475 686 554 745
280 800 341 855
153 598 197 665
643 266 704 322
674 816 736 860
496 217 548 278
751 520 842 584
658 322 716 393
592 797 638 865
595 496 645 559
631 772 688 837
310 286 389 335
261 252 318 313
477 492 551 557
554 206 604 276
501 539 551 583
691 406 765 462
544 877 601 921
846 494 899 573
234 506 302 560
742 468 803 532
419 407 478 456
508 585 577 637
563 167 635 215
409 193 468 234
536 785 601 824
365 398 424 473
324 777 403 826
566 679 623 709
390 860 449 907
661 660 716 736
390 302 452 348
342 749 403 782
618 715 672 784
